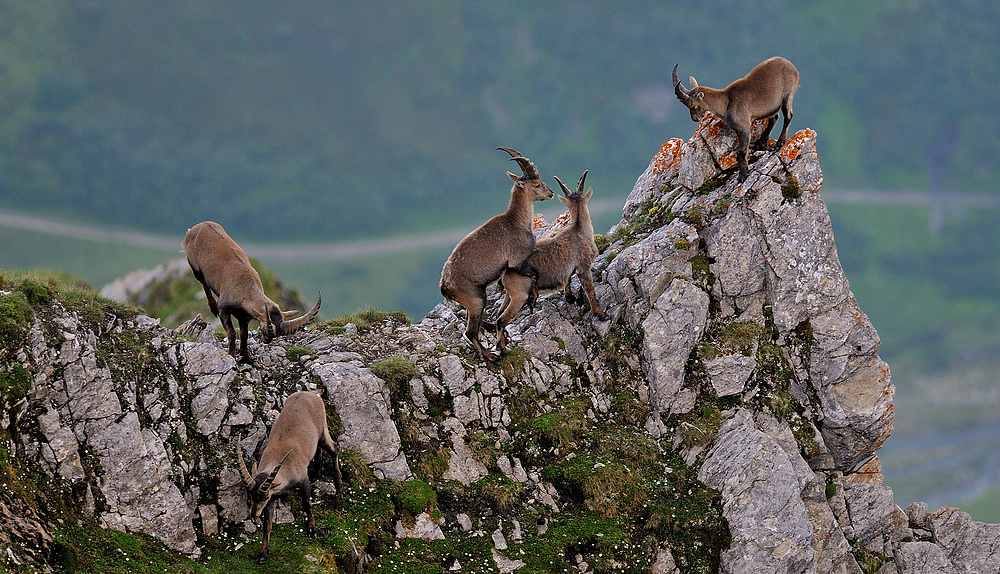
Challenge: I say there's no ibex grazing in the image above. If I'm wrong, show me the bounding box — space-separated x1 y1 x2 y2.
237 390 343 564
672 57 799 181
183 221 321 364
494 171 606 354
440 147 553 363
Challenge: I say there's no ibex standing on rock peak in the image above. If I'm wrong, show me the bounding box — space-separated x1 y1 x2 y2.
183 221 321 364
673 56 799 181
440 147 553 363
237 390 342 564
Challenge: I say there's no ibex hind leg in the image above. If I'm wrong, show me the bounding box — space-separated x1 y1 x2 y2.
754 115 779 150
456 288 500 363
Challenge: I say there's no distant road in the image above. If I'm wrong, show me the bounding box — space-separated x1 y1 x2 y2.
1 190 996 262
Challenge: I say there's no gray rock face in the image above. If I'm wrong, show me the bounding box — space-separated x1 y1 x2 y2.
699 409 816 573
5 115 995 572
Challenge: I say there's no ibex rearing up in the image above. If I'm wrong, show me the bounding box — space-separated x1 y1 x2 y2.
237 390 343 564
440 147 553 363
183 221 321 364
494 170 606 354
673 56 799 181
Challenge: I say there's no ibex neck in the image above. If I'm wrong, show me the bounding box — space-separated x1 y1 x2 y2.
506 184 535 229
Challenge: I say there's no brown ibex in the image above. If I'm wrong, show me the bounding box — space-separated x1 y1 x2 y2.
672 57 799 181
237 390 343 564
439 147 553 363
494 171 606 353
183 221 321 364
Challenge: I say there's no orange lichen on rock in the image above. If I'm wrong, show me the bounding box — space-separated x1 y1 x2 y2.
552 211 571 227
652 138 685 175
779 128 817 162
718 154 738 170
533 213 547 229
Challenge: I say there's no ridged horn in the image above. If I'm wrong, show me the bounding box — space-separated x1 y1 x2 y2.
237 442 254 487
672 64 692 104
496 147 539 179
279 291 322 335
553 176 572 197
575 170 588 193
258 449 292 495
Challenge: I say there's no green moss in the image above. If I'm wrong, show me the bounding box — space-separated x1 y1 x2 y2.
0 364 32 408
284 344 313 362
324 306 410 331
852 542 891 574
370 355 420 400
594 233 609 253
693 176 724 196
826 481 837 500
780 174 803 201
674 238 690 250
393 479 438 518
474 473 524 511
0 290 33 352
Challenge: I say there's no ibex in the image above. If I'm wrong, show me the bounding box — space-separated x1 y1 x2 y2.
672 56 799 181
494 171 606 354
440 147 553 363
183 221 321 364
237 390 343 564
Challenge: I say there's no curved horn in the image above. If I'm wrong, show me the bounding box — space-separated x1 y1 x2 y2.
237 442 254 487
553 175 572 197
261 304 274 342
258 449 292 495
672 64 692 104
576 170 588 193
496 147 539 179
279 291 322 335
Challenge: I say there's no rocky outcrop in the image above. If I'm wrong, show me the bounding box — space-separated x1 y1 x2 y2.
2 113 997 572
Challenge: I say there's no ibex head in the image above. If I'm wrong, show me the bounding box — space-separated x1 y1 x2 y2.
672 64 709 122
238 445 293 519
259 292 322 343
497 147 554 201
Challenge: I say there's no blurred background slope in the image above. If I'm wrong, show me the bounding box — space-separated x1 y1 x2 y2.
2 0 1000 519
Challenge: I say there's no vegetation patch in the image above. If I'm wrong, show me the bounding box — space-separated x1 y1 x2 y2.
324 307 410 333
283 344 313 362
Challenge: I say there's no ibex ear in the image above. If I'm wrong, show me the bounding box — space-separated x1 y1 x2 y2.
583 187 593 201
507 171 520 182
557 194 571 207
281 309 300 319
696 92 705 101
689 76 698 88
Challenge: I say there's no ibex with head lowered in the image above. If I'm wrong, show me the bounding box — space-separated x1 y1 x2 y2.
673 57 799 181
440 147 553 363
237 390 342 564
494 171 606 354
183 221 320 364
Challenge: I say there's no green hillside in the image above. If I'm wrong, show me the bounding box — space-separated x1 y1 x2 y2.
2 1 999 243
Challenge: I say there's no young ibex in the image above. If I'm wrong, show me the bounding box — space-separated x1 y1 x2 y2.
672 56 799 181
494 170 606 353
439 147 553 363
183 221 321 364
237 390 343 564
